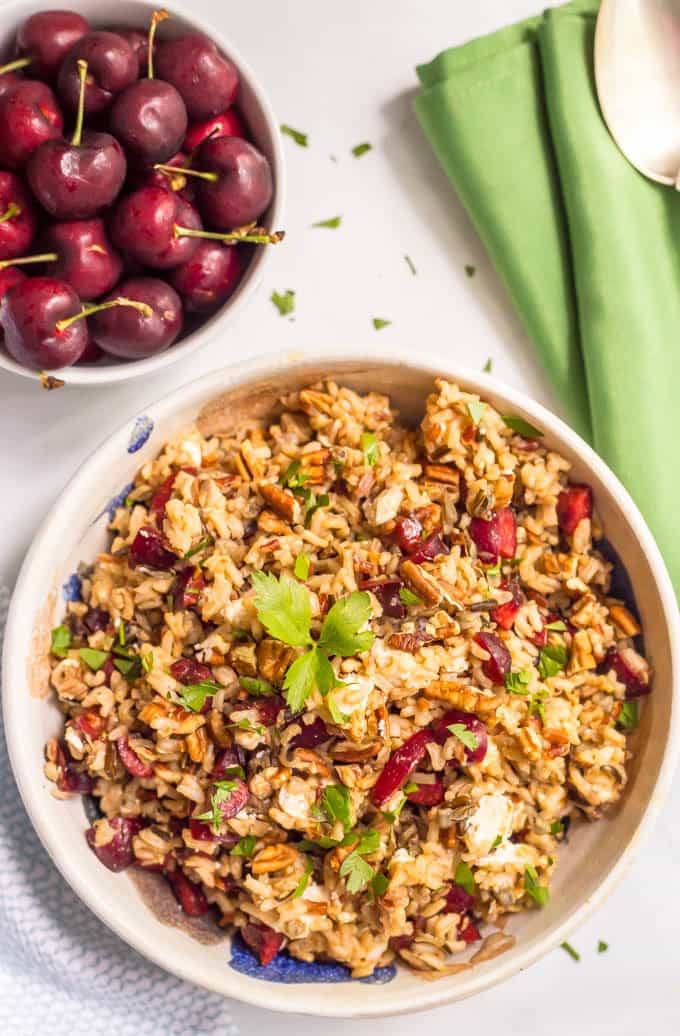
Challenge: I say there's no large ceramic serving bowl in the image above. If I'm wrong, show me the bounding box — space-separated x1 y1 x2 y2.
3 346 679 1017
0 0 285 387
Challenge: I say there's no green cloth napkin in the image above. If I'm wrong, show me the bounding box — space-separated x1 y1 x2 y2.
415 0 680 596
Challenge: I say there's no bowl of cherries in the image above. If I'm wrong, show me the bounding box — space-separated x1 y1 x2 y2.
0 0 284 387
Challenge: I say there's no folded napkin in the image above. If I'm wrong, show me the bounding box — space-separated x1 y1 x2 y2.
0 586 239 1036
415 0 680 596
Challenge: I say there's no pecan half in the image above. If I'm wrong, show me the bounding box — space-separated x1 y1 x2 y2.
257 638 295 685
186 726 208 763
257 509 290 535
422 680 499 716
258 482 300 524
400 559 442 606
251 843 299 875
330 740 381 763
388 631 434 653
424 464 461 493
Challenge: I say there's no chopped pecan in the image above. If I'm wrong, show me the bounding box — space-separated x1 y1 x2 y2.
388 631 434 653
233 452 250 481
229 642 258 677
257 638 295 685
414 503 442 534
330 740 381 762
251 843 299 875
299 388 335 416
208 708 233 748
240 439 264 480
400 559 442 606
138 699 205 735
424 464 461 493
422 681 500 716
257 509 290 535
186 726 208 762
608 604 641 638
258 482 300 524
566 629 597 675
493 474 515 510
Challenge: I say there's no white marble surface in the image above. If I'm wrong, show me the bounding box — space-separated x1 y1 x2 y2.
1 0 678 1030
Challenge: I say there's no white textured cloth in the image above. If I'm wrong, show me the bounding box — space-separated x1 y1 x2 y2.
0 587 238 1036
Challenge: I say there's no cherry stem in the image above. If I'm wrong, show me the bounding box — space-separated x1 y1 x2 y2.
0 56 32 76
55 296 153 333
0 251 57 270
148 9 169 80
154 163 218 183
72 60 88 147
0 202 21 225
174 224 285 245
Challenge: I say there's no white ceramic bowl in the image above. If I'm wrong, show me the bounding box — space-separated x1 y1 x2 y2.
4 346 679 1017
0 0 285 387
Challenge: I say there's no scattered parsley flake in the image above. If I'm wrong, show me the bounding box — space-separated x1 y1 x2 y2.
491 835 503 849
455 862 476 897
118 622 126 647
240 676 275 697
340 851 374 893
231 628 248 642
561 941 580 962
372 317 391 330
550 819 565 836
447 723 479 751
360 431 379 467
141 651 154 674
371 871 390 898
51 625 71 657
528 689 549 724
467 400 486 425
502 415 544 439
319 784 352 831
229 717 265 734
165 593 174 612
291 856 314 899
195 780 238 833
79 647 109 672
279 459 308 489
538 643 568 680
505 670 531 693
524 865 549 907
617 700 639 731
482 357 493 373
598 940 609 953
184 537 213 559
271 289 295 317
351 142 372 157
294 553 311 580
403 781 419 795
177 680 222 712
545 619 567 631
312 215 341 229
280 124 308 147
485 559 502 577
399 587 423 606
464 264 476 277
230 835 257 857
404 254 417 276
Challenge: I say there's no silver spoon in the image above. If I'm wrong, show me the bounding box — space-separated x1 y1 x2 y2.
595 0 680 186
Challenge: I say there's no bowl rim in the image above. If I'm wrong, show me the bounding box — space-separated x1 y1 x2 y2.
0 0 286 387
4 343 680 1016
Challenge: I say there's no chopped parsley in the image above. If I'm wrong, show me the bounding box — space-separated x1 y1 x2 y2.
545 619 567 631
114 655 142 681
184 537 213 559
524 865 549 907
351 142 372 157
339 829 380 893
617 700 638 731
597 940 609 953
482 357 493 373
399 587 423 606
176 680 222 712
360 431 379 466
279 459 308 489
561 941 580 962
51 625 71 657
79 648 109 672
528 689 549 724
118 622 126 647
229 717 265 734
404 254 417 275
505 670 531 694
454 861 476 897
318 784 352 832
312 216 341 228
291 856 314 899
502 415 544 439
292 485 330 527
491 834 503 849
447 723 479 752
327 692 350 725
230 835 257 857
240 676 275 697
280 124 308 147
467 400 486 425
371 871 390 898
538 643 568 680
464 264 476 277
271 289 295 317
294 553 311 580
550 819 564 836
141 651 154 674
372 317 391 330
194 781 238 833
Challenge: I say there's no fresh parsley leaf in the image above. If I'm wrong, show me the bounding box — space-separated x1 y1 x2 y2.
545 619 567 631
340 851 374 893
404 254 417 275
538 644 568 680
502 415 544 439
399 587 423 606
485 559 502 577
447 723 479 751
371 871 390 898
283 648 321 712
356 828 380 854
467 400 486 425
312 216 341 229
51 625 71 657
491 835 503 849
294 553 310 580
141 651 154 674
184 537 213 559
327 692 350 725
550 819 565 836
351 141 372 157
280 459 309 489
271 289 295 317
403 781 418 795
79 647 110 672
280 124 308 147
240 676 276 697
360 431 380 467
482 357 493 373
464 264 476 277
617 700 639 731
291 856 314 899
597 940 609 953
114 655 142 680
528 690 549 724
454 862 476 897
372 317 391 330
505 670 531 693
251 571 312 647
230 835 257 857
561 941 580 962
524 865 549 907
304 490 329 528
177 681 222 712
319 591 374 656
195 780 238 832
319 784 352 831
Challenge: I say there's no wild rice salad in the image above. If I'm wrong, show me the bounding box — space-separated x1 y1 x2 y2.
45 378 652 977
